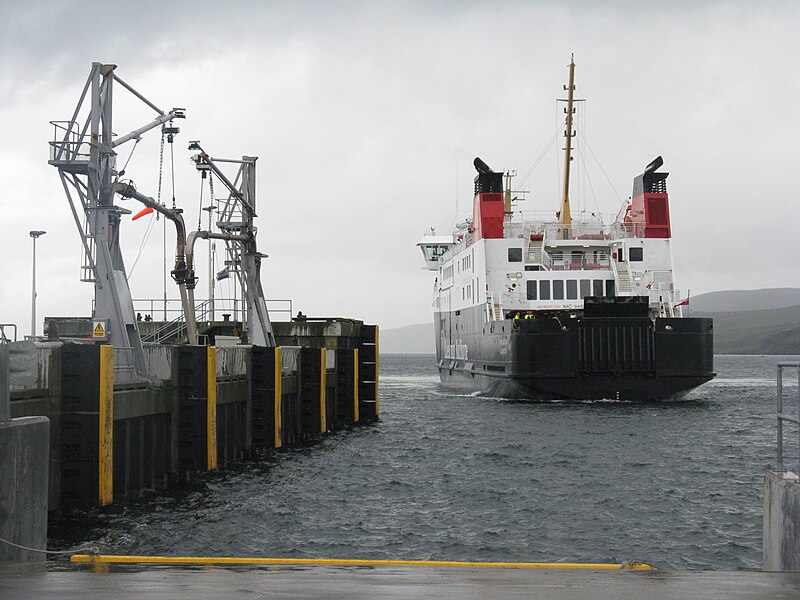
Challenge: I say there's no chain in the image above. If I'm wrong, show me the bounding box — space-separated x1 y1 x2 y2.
156 129 166 220
197 175 204 230
170 125 177 209
208 170 216 207
208 171 217 229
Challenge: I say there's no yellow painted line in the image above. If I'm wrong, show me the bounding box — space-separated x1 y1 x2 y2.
206 346 217 471
320 348 327 434
353 348 359 423
374 325 379 417
274 347 282 448
98 345 114 507
69 554 654 570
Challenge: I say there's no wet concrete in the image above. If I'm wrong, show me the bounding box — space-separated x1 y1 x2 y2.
1 563 799 599
764 471 800 571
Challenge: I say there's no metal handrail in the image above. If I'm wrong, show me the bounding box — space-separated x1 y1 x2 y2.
139 308 192 344
136 297 294 343
776 362 800 476
506 212 649 242
138 299 215 344
132 298 293 322
485 292 503 322
133 297 234 323
0 324 17 343
49 120 90 163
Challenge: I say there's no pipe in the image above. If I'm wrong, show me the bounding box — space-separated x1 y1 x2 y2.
179 285 198 345
185 230 249 290
111 182 198 344
185 229 249 344
69 554 655 570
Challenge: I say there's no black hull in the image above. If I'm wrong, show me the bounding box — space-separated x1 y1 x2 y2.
435 305 715 401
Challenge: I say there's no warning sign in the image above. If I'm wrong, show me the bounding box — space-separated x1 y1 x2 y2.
93 320 108 340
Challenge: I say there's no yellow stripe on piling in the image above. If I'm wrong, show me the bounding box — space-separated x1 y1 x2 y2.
274 347 282 448
353 348 359 424
374 325 379 418
98 345 114 507
206 346 218 471
69 554 654 570
320 348 327 434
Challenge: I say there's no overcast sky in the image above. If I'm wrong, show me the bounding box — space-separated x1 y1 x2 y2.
1 0 798 336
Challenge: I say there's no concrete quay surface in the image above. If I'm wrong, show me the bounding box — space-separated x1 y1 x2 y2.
2 563 800 600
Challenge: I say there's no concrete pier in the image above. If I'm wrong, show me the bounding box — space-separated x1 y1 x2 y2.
0 417 50 561
1 341 50 561
9 319 378 513
764 361 800 571
2 563 800 599
763 470 800 571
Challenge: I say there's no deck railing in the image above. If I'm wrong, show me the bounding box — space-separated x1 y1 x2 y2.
776 362 800 476
506 213 643 242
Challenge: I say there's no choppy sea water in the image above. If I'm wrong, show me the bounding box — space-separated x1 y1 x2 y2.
50 354 800 570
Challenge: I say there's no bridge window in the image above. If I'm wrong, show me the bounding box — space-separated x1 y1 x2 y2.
423 244 448 261
593 280 604 296
553 280 564 300
527 280 537 300
605 280 615 297
580 279 591 298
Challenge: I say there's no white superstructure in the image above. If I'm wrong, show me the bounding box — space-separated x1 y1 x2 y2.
418 169 684 325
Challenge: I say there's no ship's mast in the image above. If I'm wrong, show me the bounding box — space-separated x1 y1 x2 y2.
559 55 576 235
503 170 515 214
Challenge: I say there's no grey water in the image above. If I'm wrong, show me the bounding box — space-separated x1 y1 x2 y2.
49 354 799 570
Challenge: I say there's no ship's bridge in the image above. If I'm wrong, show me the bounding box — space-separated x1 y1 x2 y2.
417 231 455 271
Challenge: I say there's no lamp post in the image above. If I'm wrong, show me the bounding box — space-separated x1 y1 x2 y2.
29 230 46 337
202 205 217 321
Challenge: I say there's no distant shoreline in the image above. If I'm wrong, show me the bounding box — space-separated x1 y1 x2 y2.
381 289 800 355
378 352 800 357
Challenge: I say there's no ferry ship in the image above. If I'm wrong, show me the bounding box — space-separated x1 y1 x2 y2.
417 59 714 401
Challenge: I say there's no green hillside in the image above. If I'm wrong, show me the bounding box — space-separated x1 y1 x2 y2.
690 288 800 312
381 291 800 355
694 305 800 355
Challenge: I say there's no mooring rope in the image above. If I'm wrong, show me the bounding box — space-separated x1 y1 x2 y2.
0 534 98 557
